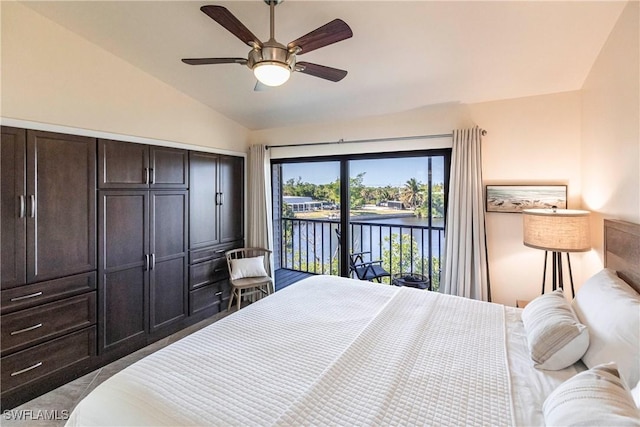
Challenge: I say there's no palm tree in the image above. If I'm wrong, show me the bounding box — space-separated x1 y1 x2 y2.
400 178 423 209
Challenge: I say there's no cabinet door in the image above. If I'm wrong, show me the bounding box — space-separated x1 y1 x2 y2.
149 147 188 189
1 127 27 289
189 152 219 249
98 191 148 354
149 191 188 332
98 139 149 189
26 131 96 284
219 155 244 244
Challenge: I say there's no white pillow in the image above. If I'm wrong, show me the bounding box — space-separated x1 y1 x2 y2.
521 289 589 370
632 381 640 408
572 268 640 388
543 362 640 427
230 256 268 280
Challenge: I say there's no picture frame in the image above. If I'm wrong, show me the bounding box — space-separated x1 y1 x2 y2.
485 185 567 213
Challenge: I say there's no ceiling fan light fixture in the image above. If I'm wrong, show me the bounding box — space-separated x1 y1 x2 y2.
253 61 291 87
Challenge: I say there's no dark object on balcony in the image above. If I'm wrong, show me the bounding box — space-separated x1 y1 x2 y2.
392 273 431 290
336 230 391 283
349 251 392 282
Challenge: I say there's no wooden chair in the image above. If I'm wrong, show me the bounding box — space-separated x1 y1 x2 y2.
225 248 273 311
335 230 391 283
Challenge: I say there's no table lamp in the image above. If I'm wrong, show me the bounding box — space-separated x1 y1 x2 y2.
523 208 590 298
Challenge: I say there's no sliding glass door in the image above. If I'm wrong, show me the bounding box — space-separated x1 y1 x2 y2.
272 150 449 290
347 156 446 288
272 161 341 275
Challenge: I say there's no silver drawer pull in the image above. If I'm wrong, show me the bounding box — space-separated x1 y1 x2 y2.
214 291 223 297
11 362 43 377
19 195 26 218
214 250 226 254
10 291 43 302
29 195 36 218
10 323 43 336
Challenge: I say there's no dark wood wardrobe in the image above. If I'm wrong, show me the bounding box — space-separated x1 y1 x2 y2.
0 126 244 409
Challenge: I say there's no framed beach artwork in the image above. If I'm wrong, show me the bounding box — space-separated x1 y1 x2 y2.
485 185 567 213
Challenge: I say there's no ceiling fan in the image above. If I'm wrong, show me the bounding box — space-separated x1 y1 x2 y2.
182 0 353 89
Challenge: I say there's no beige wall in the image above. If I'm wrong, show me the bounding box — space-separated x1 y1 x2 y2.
581 0 640 279
250 103 475 157
1 2 249 154
254 92 584 305
469 92 583 305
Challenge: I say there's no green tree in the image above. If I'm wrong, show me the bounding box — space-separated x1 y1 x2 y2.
282 177 320 198
291 250 339 275
380 232 440 291
431 183 445 218
282 202 295 218
381 233 422 280
349 172 366 209
280 204 295 259
415 182 445 219
373 186 394 205
325 179 340 205
400 178 423 209
360 186 375 206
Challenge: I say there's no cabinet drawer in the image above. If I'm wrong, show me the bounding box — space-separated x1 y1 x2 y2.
1 292 96 355
189 282 223 316
1 271 96 314
1 326 96 394
189 241 242 264
189 258 228 290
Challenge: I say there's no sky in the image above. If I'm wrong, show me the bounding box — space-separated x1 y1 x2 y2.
281 156 445 187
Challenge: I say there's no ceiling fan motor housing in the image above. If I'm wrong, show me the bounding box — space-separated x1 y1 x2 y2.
247 42 296 71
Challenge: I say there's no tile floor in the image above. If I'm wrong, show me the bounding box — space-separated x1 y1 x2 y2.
2 311 229 427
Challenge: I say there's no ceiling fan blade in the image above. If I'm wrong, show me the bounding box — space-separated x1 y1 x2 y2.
296 62 348 82
182 58 247 65
288 19 353 55
200 5 262 48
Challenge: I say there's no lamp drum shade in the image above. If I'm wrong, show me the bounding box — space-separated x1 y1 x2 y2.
523 209 591 252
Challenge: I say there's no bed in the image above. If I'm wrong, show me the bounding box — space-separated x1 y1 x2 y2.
66 219 640 426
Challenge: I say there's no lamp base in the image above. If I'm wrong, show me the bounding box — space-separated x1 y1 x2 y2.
541 251 575 298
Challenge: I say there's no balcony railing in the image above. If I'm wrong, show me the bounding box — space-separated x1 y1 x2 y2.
277 217 445 291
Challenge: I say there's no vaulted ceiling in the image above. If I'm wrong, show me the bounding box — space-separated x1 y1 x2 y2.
23 1 627 130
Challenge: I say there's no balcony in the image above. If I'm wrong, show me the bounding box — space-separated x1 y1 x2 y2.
275 216 445 291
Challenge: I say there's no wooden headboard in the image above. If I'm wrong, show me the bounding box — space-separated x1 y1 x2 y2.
604 219 640 293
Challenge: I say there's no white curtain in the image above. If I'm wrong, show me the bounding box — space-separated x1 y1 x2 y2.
247 144 273 256
442 127 491 301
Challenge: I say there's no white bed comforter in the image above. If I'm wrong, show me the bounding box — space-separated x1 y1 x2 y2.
66 275 579 426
